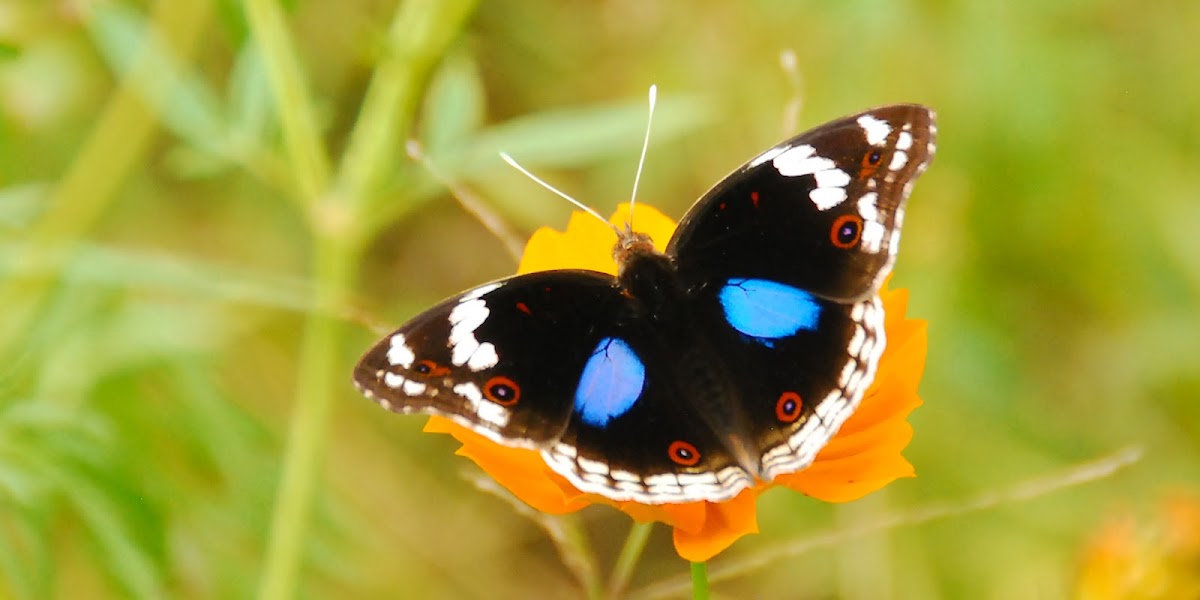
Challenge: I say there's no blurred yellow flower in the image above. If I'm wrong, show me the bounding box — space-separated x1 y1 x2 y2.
1075 492 1200 600
425 203 927 561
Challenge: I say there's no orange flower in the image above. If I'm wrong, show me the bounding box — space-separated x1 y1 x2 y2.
425 203 927 562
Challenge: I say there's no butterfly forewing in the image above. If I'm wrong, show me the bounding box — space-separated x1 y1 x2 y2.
668 104 936 303
354 271 627 447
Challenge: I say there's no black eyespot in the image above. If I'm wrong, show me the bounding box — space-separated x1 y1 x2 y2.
668 440 701 466
830 214 863 249
868 149 883 165
484 376 520 406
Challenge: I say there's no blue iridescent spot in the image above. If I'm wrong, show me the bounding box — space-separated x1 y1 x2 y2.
718 278 822 341
573 337 645 428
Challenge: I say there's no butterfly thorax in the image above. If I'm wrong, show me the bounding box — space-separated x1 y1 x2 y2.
615 241 680 320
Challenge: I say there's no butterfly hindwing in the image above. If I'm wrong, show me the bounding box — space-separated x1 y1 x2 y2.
668 104 936 303
543 326 756 502
686 282 886 478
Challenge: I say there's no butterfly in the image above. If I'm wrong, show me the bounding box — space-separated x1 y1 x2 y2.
354 104 936 504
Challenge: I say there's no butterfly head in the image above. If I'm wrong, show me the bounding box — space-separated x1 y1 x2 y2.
612 228 658 276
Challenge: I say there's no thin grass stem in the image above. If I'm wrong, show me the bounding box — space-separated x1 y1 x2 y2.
607 522 654 599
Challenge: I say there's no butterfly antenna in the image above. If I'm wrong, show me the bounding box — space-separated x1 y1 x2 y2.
627 84 657 233
779 49 803 136
499 152 623 238
407 140 525 262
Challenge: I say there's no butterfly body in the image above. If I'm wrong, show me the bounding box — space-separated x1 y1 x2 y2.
355 104 936 504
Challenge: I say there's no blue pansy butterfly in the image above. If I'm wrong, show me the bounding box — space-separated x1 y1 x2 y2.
354 105 936 504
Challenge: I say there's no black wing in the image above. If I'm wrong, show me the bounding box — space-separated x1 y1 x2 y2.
353 271 755 503
665 105 934 478
668 104 936 303
683 284 887 479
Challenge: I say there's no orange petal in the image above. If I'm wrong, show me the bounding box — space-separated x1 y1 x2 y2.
778 375 919 504
422 415 464 435
877 319 928 392
616 499 707 533
518 211 619 275
672 490 761 562
830 371 924 439
425 417 591 514
880 285 909 320
517 203 676 275
785 451 916 503
814 393 922 461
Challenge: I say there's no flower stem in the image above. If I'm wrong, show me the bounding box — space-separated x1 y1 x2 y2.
608 522 654 597
335 0 480 223
243 0 339 596
242 0 330 204
257 236 354 600
690 562 710 600
466 474 603 599
251 0 478 598
558 514 604 600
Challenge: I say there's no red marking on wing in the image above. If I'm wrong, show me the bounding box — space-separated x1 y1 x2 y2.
860 150 882 179
414 359 451 377
830 214 863 248
484 376 521 406
668 440 701 466
775 391 803 423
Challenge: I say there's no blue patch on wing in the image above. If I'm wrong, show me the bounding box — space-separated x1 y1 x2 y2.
573 337 645 428
718 278 822 341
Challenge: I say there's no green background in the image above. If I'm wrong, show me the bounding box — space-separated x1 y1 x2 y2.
1 0 1196 598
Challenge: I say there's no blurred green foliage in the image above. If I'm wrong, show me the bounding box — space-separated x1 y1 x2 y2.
0 0 1197 598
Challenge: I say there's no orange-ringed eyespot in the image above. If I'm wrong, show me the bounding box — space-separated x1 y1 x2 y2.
484 376 520 406
775 391 803 423
830 214 863 248
668 440 701 466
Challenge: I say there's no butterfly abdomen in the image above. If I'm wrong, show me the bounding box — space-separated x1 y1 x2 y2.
615 246 767 478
